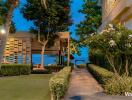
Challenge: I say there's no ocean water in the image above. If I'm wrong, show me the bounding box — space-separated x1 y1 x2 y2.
32 47 89 66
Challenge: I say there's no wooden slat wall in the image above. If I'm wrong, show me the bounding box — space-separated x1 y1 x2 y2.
3 31 69 64
4 37 31 64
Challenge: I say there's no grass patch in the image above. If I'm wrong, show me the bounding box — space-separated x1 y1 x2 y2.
0 74 52 100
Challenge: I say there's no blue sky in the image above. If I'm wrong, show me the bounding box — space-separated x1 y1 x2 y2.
12 0 89 64
13 0 85 34
12 0 33 31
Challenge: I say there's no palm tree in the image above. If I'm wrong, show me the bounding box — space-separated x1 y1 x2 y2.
0 0 19 68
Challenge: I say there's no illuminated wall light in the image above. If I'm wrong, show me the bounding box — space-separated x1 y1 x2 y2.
0 29 6 34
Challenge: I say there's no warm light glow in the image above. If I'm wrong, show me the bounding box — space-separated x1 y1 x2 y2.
0 29 6 34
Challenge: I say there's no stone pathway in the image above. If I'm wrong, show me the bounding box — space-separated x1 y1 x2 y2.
64 68 132 100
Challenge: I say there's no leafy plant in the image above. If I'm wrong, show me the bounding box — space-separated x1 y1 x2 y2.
76 0 102 46
49 67 71 100
87 64 114 84
0 64 31 76
104 76 132 95
87 24 132 76
88 64 132 95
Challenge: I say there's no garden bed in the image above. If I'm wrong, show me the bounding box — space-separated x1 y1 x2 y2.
87 64 132 95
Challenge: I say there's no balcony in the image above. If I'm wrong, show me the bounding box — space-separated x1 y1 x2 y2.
99 0 132 31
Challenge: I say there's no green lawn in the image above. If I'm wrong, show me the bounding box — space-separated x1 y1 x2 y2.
0 74 52 100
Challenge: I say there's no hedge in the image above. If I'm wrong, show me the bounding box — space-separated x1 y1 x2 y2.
77 64 86 68
87 64 132 95
87 64 114 84
0 64 31 76
49 67 71 100
104 76 132 95
46 65 63 73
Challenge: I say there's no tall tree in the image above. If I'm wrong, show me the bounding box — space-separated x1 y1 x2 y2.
21 0 71 67
76 0 102 45
0 1 16 33
0 0 19 67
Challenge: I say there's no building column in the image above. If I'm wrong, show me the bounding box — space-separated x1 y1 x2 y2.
58 50 61 65
67 38 70 66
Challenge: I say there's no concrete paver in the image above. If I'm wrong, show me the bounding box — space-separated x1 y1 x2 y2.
64 68 132 100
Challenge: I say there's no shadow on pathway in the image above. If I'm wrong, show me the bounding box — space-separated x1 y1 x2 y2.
63 68 132 100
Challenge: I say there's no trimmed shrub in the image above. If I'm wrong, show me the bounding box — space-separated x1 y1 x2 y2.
46 65 63 73
104 76 132 95
31 69 50 74
49 67 71 100
87 64 114 84
77 64 86 68
0 64 31 76
87 64 132 95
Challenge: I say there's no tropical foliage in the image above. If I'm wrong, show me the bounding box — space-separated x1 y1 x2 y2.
87 24 132 76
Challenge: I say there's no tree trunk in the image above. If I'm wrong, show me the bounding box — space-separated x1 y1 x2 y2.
0 5 14 68
106 54 118 75
125 56 129 76
41 40 48 68
41 0 47 9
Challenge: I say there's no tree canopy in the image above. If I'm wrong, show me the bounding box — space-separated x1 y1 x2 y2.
0 0 16 33
87 24 132 75
76 0 102 45
21 0 72 44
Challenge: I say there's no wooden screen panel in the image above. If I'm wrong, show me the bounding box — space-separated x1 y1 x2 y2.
4 37 31 64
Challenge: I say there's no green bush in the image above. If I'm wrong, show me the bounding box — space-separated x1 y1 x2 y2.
87 64 114 84
88 64 132 95
129 65 132 76
77 64 86 68
0 64 31 76
49 67 71 100
46 65 63 73
104 76 132 95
